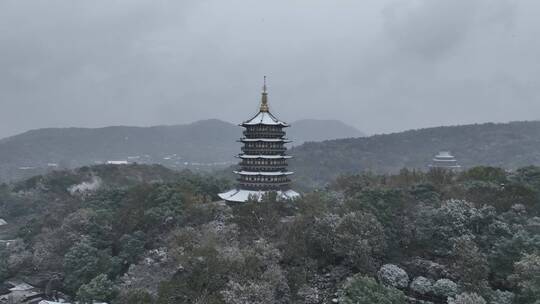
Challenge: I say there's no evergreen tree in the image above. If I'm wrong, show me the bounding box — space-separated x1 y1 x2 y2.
338 275 406 304
77 274 117 304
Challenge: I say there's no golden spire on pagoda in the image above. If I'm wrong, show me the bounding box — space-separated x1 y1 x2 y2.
260 76 269 112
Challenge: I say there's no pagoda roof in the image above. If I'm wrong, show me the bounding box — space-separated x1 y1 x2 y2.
237 154 292 159
218 189 300 203
241 111 289 127
434 151 456 158
234 170 294 176
239 138 291 143
240 76 289 127
429 164 462 168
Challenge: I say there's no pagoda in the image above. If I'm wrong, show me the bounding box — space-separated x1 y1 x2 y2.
219 78 300 203
429 151 462 171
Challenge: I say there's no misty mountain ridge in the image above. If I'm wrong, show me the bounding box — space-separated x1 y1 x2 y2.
0 118 364 182
290 120 540 186
287 119 366 145
5 119 540 187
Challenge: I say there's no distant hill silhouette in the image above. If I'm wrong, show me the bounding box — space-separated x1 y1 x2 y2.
0 119 363 182
290 121 540 187
288 119 365 145
7 119 540 187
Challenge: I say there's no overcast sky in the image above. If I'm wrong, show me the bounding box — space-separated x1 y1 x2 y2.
1 0 539 138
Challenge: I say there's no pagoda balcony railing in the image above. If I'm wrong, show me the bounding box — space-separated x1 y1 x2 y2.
238 185 291 191
237 176 291 182
237 181 291 188
244 126 284 132
239 163 288 168
241 147 287 154
243 130 285 138
239 166 288 172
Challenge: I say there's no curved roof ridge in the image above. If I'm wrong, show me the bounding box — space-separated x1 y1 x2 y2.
241 110 289 127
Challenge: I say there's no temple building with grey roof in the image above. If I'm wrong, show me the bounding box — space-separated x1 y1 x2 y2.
429 151 462 171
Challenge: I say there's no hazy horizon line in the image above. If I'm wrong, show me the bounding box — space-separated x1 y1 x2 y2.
3 117 538 142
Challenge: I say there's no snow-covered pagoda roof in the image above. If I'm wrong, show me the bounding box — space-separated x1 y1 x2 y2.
239 138 291 143
237 154 292 159
434 151 456 159
234 170 294 176
241 111 289 127
218 189 300 203
429 151 461 169
240 77 289 127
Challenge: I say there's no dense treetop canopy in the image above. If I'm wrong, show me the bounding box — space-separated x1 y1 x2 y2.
1 164 539 303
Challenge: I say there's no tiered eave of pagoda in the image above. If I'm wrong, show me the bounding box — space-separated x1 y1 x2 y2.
239 138 292 143
237 154 292 159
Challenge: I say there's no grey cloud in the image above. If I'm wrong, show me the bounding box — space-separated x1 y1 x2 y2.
0 0 539 138
382 0 517 60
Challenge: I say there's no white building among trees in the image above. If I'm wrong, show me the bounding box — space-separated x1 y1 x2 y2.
429 151 461 171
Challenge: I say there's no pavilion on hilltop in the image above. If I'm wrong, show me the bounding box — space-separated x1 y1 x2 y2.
429 151 462 171
218 78 300 203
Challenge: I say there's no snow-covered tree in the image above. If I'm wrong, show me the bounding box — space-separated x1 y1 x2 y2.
489 289 514 304
221 265 290 304
511 253 540 304
415 199 482 254
450 235 488 290
77 274 117 304
377 264 409 289
448 292 486 304
334 212 386 272
296 285 320 304
338 275 406 304
410 276 434 295
0 244 8 281
432 278 458 298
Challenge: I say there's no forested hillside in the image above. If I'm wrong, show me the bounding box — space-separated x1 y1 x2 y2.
6 120 540 188
0 120 238 182
287 119 365 144
1 164 540 303
291 121 540 187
